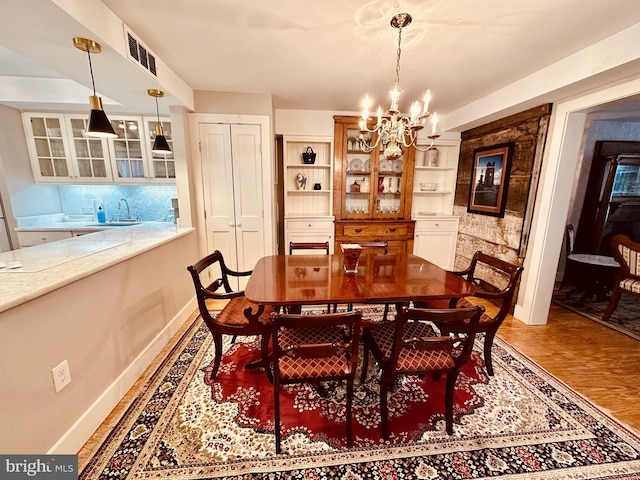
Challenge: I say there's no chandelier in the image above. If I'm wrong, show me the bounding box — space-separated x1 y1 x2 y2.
359 13 439 160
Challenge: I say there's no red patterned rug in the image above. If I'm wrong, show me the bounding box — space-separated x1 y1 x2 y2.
80 306 640 479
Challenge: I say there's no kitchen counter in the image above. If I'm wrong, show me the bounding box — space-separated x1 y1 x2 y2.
0 222 194 313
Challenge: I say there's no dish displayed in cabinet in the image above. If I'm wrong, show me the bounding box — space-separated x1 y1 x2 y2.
379 159 392 172
348 157 364 171
393 159 403 172
364 159 371 172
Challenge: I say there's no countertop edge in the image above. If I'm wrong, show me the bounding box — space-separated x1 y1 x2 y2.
0 225 195 314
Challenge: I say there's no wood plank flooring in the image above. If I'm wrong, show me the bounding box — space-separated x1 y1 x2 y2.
78 300 640 469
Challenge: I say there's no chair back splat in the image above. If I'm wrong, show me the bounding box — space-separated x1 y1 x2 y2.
271 310 362 453
603 234 640 321
360 306 484 438
187 250 273 382
288 241 331 314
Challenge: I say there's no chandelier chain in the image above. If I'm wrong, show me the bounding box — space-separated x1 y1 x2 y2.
395 23 403 90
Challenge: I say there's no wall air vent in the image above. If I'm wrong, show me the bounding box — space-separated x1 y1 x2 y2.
125 28 157 77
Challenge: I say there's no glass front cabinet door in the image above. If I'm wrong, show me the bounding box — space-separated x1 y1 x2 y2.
108 116 148 182
143 116 175 183
333 116 415 221
22 113 73 182
65 115 113 182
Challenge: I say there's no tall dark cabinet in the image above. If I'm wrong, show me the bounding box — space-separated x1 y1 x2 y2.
576 141 640 254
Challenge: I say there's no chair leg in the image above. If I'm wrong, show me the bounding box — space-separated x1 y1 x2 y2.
360 341 370 383
209 332 224 381
382 303 389 321
261 330 273 384
444 371 459 435
380 373 393 440
602 289 622 322
483 328 498 376
346 377 354 447
274 382 282 454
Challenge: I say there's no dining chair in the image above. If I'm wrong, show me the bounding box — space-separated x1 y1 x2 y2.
343 241 393 318
602 234 640 322
558 224 579 291
187 250 274 382
271 310 363 453
288 241 331 314
414 251 523 376
360 305 484 438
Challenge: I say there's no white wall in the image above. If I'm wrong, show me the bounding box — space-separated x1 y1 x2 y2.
0 231 198 454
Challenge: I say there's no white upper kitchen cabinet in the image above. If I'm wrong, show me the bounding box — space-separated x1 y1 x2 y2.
65 115 114 183
143 116 175 184
22 113 74 183
107 116 148 183
22 112 175 185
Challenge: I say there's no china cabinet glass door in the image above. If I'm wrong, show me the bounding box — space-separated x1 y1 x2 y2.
67 116 113 182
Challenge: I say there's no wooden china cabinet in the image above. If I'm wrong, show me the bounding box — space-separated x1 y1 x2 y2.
333 115 415 253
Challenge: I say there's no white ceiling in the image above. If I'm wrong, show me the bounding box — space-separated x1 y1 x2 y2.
1 0 640 119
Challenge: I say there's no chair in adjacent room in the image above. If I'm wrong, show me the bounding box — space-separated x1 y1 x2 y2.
187 250 273 382
559 224 580 291
414 251 523 376
602 234 640 322
288 241 331 314
360 305 484 438
271 310 363 453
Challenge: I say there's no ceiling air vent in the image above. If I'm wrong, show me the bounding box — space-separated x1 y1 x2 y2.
125 29 157 77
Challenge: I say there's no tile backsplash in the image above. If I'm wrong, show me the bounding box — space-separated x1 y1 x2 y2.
58 185 178 222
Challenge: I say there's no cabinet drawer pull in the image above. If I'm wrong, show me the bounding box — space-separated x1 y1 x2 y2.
355 228 363 233
389 228 397 232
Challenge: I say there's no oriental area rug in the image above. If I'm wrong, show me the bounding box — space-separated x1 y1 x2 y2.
80 306 640 480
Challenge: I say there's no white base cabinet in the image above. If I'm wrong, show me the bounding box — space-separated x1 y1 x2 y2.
413 216 459 269
285 217 335 253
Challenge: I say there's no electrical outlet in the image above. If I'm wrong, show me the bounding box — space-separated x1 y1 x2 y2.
52 359 72 393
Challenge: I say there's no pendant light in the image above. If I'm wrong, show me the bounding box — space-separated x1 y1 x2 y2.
147 89 172 154
72 37 117 138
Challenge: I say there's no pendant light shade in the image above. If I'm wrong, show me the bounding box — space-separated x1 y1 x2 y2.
147 89 172 154
73 37 117 138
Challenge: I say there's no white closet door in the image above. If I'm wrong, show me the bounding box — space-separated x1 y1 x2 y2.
199 123 265 287
229 124 265 273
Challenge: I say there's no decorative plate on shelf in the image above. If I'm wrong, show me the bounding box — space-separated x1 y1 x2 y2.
349 157 364 171
379 159 392 172
364 159 371 172
393 159 403 172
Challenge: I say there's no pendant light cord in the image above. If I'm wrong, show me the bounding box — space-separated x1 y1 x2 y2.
86 46 97 96
155 96 161 126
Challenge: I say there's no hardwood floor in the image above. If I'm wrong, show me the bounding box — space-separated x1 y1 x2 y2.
78 300 640 469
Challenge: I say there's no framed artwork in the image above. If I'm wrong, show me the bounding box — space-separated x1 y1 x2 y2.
468 142 514 217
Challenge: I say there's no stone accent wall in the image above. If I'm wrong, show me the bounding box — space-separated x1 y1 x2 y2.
453 105 552 270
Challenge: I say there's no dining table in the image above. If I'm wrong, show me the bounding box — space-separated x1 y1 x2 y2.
244 252 476 319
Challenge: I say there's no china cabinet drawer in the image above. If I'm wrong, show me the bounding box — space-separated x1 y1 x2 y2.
340 222 413 238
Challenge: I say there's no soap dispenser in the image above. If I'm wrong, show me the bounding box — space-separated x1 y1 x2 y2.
97 206 106 224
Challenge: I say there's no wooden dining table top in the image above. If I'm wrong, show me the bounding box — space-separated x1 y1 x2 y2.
245 253 476 308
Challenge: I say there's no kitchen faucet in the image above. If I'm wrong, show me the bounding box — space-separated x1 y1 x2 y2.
118 198 131 220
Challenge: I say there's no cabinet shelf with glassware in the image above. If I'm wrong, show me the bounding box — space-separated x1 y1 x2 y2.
411 137 460 216
333 115 415 253
283 136 334 251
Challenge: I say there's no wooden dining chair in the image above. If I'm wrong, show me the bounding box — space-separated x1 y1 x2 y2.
602 234 640 322
271 310 363 453
343 241 393 318
288 241 331 314
360 305 484 438
187 250 274 382
414 251 523 376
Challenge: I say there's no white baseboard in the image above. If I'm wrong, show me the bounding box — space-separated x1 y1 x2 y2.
48 298 198 454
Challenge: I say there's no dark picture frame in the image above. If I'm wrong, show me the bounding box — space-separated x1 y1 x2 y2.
468 143 514 217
